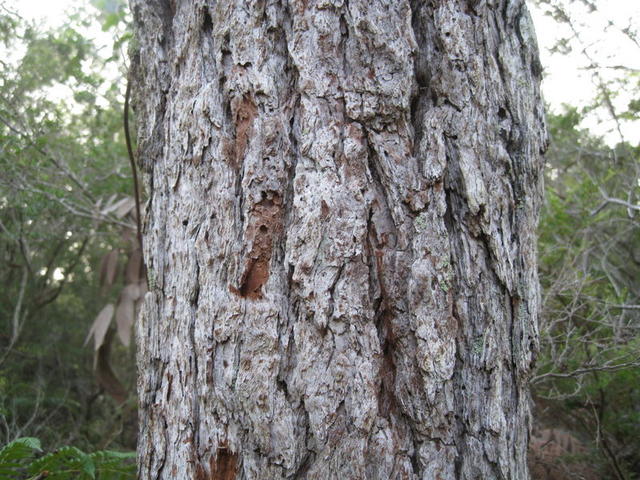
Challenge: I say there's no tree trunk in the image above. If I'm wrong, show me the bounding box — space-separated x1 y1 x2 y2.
130 0 546 478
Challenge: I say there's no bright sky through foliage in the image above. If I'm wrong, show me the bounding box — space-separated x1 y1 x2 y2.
11 0 640 144
529 0 640 144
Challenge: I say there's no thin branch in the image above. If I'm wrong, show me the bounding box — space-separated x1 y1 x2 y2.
0 266 29 368
532 358 640 383
591 196 640 216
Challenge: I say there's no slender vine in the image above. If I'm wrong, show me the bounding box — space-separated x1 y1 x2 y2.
124 74 143 257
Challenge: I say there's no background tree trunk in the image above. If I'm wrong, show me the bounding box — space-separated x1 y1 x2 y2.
130 0 546 478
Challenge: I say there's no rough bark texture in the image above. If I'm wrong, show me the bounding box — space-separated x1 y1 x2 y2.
130 0 546 478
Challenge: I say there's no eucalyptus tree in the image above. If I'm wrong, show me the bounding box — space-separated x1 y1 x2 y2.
130 1 546 478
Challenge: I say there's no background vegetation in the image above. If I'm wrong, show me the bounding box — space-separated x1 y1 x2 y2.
0 0 638 478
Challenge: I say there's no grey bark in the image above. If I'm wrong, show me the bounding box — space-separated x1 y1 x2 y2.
130 0 546 478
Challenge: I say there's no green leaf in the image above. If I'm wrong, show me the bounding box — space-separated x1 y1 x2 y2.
80 453 96 478
0 437 42 464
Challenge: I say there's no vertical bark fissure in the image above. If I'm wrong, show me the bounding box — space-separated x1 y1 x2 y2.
364 204 394 423
189 253 201 467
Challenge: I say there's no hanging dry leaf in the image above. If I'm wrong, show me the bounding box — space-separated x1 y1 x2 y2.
98 252 109 286
122 283 140 301
100 193 117 213
129 205 138 223
101 196 132 217
84 303 115 350
115 293 135 347
95 328 128 404
125 249 143 284
120 228 135 247
114 197 136 219
139 279 148 297
99 249 119 288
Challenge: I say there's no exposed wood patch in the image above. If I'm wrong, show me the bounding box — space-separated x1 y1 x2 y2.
195 444 238 480
320 199 330 219
238 256 269 299
231 193 283 300
211 445 238 480
195 463 206 480
231 94 258 167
